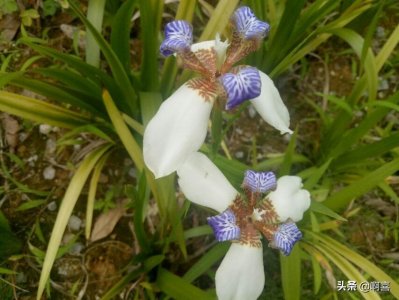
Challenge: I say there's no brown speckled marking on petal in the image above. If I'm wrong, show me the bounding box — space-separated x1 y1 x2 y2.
194 48 217 79
254 222 278 242
256 199 279 224
222 31 259 73
229 196 261 247
239 223 262 247
179 51 211 76
187 78 217 102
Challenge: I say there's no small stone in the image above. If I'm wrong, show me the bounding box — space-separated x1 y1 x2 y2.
283 133 291 143
39 124 52 135
45 138 57 154
376 26 385 38
378 78 389 91
235 128 243 135
128 168 137 178
27 155 38 167
235 151 244 159
69 242 84 255
47 201 57 211
68 215 82 231
19 132 28 142
248 105 257 118
43 166 56 180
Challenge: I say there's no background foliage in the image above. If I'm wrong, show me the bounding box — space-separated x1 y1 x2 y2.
0 0 398 299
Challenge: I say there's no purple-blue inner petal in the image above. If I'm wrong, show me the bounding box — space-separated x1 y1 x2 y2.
160 20 193 57
244 170 276 193
273 223 302 256
233 6 270 40
207 209 240 242
221 67 261 110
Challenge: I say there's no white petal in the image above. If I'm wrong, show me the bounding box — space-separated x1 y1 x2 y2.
250 71 293 134
177 152 238 212
216 243 265 300
268 176 311 222
190 40 215 52
143 84 213 178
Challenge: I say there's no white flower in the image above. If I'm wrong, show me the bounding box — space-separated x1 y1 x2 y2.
268 176 311 222
143 83 213 178
177 152 311 299
177 152 238 212
143 7 292 178
216 243 264 300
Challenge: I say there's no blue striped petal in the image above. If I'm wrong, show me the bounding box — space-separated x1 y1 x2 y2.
207 209 240 242
243 170 276 193
221 67 261 110
272 223 302 256
232 6 270 40
160 20 193 57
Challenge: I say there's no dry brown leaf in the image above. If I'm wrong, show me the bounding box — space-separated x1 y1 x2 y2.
90 200 127 242
0 14 20 50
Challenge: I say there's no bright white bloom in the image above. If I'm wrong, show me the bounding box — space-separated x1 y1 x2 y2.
177 151 238 212
269 176 311 222
143 7 292 178
143 83 213 178
177 152 311 300
216 243 264 300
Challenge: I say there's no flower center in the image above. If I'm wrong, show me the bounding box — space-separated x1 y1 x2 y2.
207 170 304 255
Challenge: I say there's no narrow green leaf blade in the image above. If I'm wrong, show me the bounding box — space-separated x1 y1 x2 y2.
157 268 214 300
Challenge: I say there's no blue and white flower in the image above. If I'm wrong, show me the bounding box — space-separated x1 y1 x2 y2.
177 152 311 300
144 7 292 178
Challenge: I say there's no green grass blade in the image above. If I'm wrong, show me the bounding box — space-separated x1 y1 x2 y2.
213 154 247 189
281 246 301 300
333 132 399 170
157 268 214 300
304 158 332 190
10 76 103 116
68 1 138 115
309 232 399 298
328 28 378 102
102 90 162 220
35 68 102 100
102 90 144 171
86 0 106 67
86 152 111 239
311 240 381 300
139 91 163 126
322 90 399 160
110 0 137 72
199 0 239 41
183 242 229 283
324 157 399 211
278 129 298 176
375 23 399 70
36 144 111 300
122 113 144 135
22 42 109 85
0 91 91 128
265 0 306 71
138 0 163 92
310 201 347 222
101 255 164 300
